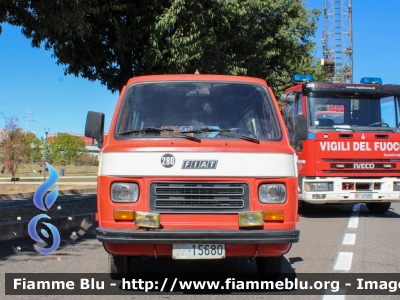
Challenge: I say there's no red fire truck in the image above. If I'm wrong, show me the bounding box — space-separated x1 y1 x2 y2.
281 75 400 214
85 74 307 278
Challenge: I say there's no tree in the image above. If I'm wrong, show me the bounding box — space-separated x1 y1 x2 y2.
77 153 99 174
0 117 29 180
47 133 87 165
0 1 321 94
25 131 43 163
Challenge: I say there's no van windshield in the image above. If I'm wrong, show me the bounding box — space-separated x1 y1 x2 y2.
115 81 282 140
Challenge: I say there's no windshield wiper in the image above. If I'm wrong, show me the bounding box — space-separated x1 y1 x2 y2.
118 127 201 142
180 127 260 144
333 126 355 132
350 126 398 133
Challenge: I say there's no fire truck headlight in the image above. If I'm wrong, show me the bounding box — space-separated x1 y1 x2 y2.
258 184 286 203
305 182 330 192
111 183 139 202
394 182 400 191
135 212 160 228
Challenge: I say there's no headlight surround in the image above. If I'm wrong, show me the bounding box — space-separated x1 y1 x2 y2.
258 184 286 204
111 182 139 202
304 182 330 192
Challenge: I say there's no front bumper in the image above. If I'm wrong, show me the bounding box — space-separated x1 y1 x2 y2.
300 177 400 204
97 227 300 244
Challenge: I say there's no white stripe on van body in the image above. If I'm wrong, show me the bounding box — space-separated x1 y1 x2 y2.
99 152 296 177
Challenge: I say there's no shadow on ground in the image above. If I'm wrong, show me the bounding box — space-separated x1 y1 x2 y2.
299 202 400 219
0 221 98 263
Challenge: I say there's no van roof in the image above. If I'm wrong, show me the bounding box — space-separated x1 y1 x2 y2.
125 74 268 86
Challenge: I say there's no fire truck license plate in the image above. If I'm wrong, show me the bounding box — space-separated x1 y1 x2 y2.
172 244 225 259
355 193 373 199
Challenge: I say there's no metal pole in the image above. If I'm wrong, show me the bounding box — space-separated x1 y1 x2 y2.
44 128 50 181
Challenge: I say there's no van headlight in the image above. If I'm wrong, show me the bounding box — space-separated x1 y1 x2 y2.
111 183 139 202
259 184 286 203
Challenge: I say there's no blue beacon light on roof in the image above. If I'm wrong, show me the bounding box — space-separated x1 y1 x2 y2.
360 77 382 84
292 74 315 83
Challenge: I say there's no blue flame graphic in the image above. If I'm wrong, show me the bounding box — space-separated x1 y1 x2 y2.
33 163 59 211
28 214 61 254
28 164 61 254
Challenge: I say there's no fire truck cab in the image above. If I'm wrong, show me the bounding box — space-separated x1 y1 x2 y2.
85 74 307 278
281 75 400 214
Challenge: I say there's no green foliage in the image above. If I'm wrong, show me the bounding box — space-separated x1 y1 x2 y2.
1 0 321 94
25 132 43 163
47 133 87 165
312 58 326 82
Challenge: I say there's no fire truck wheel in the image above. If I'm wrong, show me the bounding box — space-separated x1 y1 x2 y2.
108 254 130 279
366 202 391 214
255 256 282 278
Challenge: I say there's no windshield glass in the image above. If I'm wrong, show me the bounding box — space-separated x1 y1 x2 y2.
115 81 282 140
307 93 400 130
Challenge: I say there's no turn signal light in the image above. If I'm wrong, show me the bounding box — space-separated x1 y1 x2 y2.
263 211 284 222
113 209 135 221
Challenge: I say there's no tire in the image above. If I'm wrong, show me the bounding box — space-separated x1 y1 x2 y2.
255 256 282 279
298 201 308 214
108 254 130 279
366 202 391 214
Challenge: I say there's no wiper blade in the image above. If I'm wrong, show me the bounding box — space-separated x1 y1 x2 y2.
180 127 260 144
118 127 201 142
351 126 398 133
333 126 355 132
118 127 172 135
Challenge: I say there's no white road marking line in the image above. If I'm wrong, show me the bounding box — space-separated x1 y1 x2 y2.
334 252 353 271
322 294 345 300
342 233 356 245
347 203 361 228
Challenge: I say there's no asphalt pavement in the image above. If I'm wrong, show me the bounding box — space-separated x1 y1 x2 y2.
0 188 97 241
2 202 399 299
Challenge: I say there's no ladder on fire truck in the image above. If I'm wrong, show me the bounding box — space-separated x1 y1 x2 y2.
321 0 353 83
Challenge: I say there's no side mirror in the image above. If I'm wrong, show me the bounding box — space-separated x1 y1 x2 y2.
280 92 297 103
85 111 105 148
287 114 308 146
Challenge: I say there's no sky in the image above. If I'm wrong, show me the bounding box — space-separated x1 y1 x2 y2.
1 0 400 139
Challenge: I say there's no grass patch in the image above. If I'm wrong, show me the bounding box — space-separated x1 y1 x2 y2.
0 183 97 194
0 163 98 178
0 164 98 194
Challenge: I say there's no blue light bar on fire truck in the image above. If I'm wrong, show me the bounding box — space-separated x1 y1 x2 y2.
360 77 382 84
291 74 315 85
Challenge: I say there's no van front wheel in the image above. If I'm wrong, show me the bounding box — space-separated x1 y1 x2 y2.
255 256 282 279
108 254 130 279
